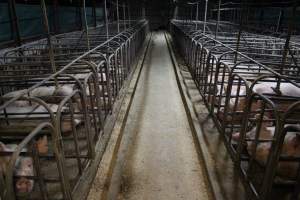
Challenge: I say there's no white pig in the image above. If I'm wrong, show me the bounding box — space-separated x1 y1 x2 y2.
232 119 300 179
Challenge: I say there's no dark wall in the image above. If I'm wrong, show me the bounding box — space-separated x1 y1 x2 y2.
144 0 174 30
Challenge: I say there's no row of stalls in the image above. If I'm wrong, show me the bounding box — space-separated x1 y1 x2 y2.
0 5 149 199
171 17 300 200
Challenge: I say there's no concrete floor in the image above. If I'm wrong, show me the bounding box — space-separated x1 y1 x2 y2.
110 32 212 200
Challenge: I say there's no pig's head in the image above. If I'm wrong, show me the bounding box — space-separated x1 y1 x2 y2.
273 128 300 179
14 157 34 194
232 114 273 142
15 177 34 194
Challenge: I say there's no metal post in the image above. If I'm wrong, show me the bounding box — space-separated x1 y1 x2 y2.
143 3 146 19
8 0 21 46
123 2 126 30
116 0 120 33
195 3 199 30
40 0 58 88
78 1 83 30
234 0 246 64
190 5 193 22
104 0 109 41
276 9 283 33
128 3 131 27
82 0 90 50
215 0 221 39
275 2 297 93
173 5 178 20
203 0 208 34
92 0 97 27
53 0 59 33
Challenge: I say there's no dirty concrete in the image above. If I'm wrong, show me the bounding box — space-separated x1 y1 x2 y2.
107 32 212 200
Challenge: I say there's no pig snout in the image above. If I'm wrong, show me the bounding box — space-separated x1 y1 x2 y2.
232 132 241 141
15 177 34 193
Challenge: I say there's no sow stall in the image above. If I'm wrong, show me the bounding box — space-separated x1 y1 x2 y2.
0 20 149 200
171 20 300 200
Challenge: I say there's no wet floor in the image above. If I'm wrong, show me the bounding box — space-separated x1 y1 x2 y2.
108 32 212 200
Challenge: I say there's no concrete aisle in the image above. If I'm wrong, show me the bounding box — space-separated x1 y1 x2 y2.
114 32 211 200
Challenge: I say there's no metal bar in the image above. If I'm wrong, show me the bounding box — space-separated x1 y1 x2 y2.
117 0 120 33
92 0 97 27
123 2 126 30
276 9 283 33
128 3 131 27
203 0 208 34
53 0 59 33
104 0 109 41
215 0 221 39
196 3 199 30
40 0 58 88
8 0 22 46
275 1 297 93
82 0 91 50
234 0 247 63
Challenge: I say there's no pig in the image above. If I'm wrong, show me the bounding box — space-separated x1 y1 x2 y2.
14 157 34 194
0 103 82 134
73 72 107 96
253 82 300 97
232 116 300 179
0 136 48 194
3 85 74 104
218 81 300 124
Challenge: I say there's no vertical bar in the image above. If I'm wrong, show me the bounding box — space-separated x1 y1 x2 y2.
276 9 283 33
190 5 193 22
215 0 221 39
234 0 246 64
104 0 109 41
78 0 83 30
8 0 21 46
128 3 131 27
123 2 126 30
82 0 90 50
173 5 178 20
53 0 59 33
195 3 199 30
143 2 146 19
40 0 58 87
203 0 208 34
275 2 297 93
92 0 97 27
117 0 120 33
